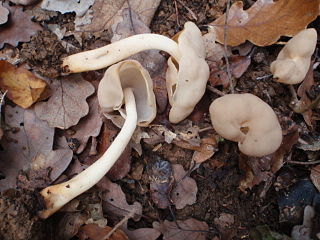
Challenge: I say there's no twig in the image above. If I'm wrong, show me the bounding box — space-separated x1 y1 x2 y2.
223 0 234 93
288 85 299 103
287 160 320 165
174 0 180 27
206 85 225 96
102 211 134 240
176 0 197 21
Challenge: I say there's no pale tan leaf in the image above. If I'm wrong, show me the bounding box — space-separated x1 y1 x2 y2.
34 75 95 129
212 0 319 46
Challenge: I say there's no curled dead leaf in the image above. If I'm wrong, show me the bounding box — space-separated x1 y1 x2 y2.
0 60 49 108
212 0 319 46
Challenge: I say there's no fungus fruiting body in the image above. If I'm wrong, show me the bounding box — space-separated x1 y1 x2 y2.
62 22 209 123
270 28 317 84
39 60 156 218
209 93 282 157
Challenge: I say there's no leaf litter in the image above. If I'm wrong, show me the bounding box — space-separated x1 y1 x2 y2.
1 0 320 239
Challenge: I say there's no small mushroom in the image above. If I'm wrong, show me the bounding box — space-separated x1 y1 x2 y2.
209 93 282 157
270 28 317 84
38 60 156 218
62 21 209 123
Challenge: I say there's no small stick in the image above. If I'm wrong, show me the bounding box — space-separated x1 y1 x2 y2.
174 0 180 27
287 160 320 165
176 0 198 21
223 0 234 93
207 85 225 96
102 211 134 240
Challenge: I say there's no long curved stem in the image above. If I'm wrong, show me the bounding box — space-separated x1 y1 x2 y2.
38 88 137 219
62 34 180 73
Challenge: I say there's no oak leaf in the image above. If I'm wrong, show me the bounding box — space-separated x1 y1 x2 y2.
153 218 208 240
0 60 48 108
0 3 42 48
212 0 319 46
35 75 95 129
0 106 73 190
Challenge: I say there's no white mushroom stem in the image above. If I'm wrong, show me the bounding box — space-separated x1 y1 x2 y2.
38 88 137 219
62 34 181 72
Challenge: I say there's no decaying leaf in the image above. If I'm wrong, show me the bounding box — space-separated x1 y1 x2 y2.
0 3 42 48
41 0 94 16
310 165 320 192
147 156 174 209
171 164 198 209
69 83 103 154
122 223 161 240
78 0 161 32
209 56 251 88
9 0 39 5
0 60 48 108
212 0 319 46
56 212 87 240
214 213 236 240
0 106 73 190
153 218 209 240
35 75 95 129
296 62 315 127
98 177 142 221
0 2 9 25
77 224 128 240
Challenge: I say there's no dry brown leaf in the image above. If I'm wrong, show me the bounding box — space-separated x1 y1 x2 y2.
79 0 161 32
0 2 9 25
214 213 236 240
297 62 315 127
98 177 142 221
212 0 319 46
209 56 251 87
35 75 94 129
122 226 161 240
41 0 94 16
0 60 48 108
310 165 320 192
0 106 73 190
56 212 87 240
153 218 209 240
0 3 42 48
77 224 128 240
69 82 103 154
9 0 39 5
171 164 198 209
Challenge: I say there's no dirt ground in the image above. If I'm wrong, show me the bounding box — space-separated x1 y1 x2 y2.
1 0 320 239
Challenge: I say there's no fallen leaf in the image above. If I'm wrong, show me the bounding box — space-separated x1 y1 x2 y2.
98 177 142 221
41 0 94 16
69 82 103 154
147 156 174 209
122 225 161 240
0 106 73 190
0 60 48 108
153 218 209 240
310 165 320 191
0 3 42 48
171 164 198 209
0 2 9 25
297 61 315 127
56 212 87 240
78 0 161 32
77 224 128 240
209 56 251 88
85 203 108 227
214 213 236 240
212 0 319 46
35 75 95 129
202 30 225 62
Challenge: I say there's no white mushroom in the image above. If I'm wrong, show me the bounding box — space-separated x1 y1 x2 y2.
39 60 156 218
209 93 282 157
270 28 317 85
62 22 209 123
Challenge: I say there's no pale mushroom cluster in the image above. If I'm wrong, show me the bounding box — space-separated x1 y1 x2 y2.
39 24 318 218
